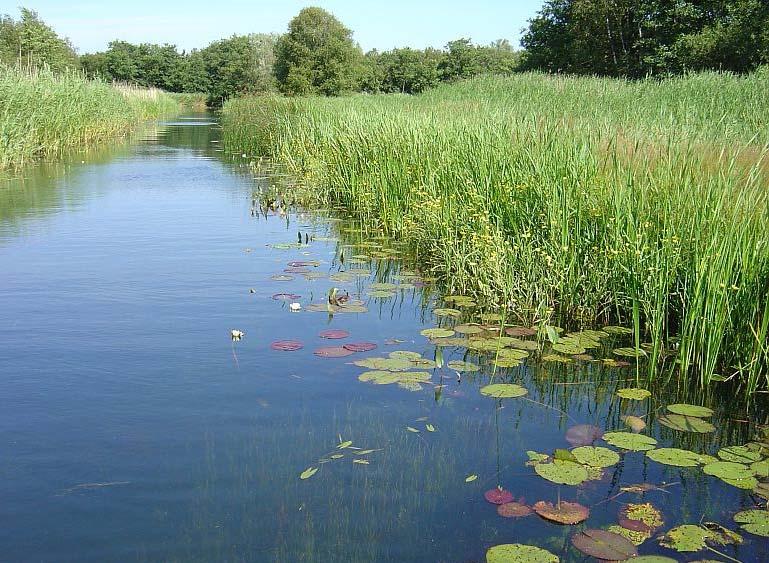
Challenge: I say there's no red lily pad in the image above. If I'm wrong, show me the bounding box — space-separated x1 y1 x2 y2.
533 501 590 525
271 340 304 351
319 329 350 340
343 342 377 352
619 518 653 534
484 488 514 505
506 326 537 337
272 293 301 301
314 346 354 358
565 424 604 447
497 502 533 518
571 529 637 560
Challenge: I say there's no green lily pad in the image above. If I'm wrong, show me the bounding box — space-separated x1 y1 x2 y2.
614 347 646 358
526 451 550 464
353 357 413 371
420 328 455 338
447 360 479 372
658 414 715 433
734 509 769 537
751 459 769 477
667 404 713 418
485 544 559 563
604 325 633 335
388 350 422 361
647 448 708 467
703 461 755 480
370 282 396 291
493 358 522 368
552 342 586 355
369 290 396 298
604 432 657 452
718 445 763 464
630 557 677 563
480 384 528 399
607 525 650 546
534 460 588 486
433 308 462 318
659 524 712 552
616 388 651 400
454 323 485 334
572 446 621 468
542 354 572 363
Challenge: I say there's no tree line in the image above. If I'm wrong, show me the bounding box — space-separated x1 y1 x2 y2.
2 3 767 103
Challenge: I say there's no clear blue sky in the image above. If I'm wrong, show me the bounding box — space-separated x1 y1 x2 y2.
12 0 544 54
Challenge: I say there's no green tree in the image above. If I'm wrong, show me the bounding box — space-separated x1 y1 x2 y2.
0 8 78 71
379 48 443 94
274 7 363 96
440 38 481 81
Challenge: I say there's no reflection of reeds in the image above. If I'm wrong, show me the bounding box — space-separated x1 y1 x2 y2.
223 72 769 393
0 65 180 169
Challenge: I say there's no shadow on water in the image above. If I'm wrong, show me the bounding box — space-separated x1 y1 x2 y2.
0 113 767 562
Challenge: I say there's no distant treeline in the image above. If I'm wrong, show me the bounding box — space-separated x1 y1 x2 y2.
2 3 767 103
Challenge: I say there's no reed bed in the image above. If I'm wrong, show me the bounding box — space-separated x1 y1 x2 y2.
222 71 769 393
0 66 180 170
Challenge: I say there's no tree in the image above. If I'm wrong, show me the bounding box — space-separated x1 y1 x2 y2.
274 7 363 96
440 38 481 81
0 8 78 71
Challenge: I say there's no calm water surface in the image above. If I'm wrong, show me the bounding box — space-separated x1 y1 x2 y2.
1 115 767 562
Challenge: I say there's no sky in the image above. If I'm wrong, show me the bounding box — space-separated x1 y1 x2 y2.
9 0 544 54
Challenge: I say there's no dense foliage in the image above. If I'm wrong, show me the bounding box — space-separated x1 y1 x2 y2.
521 0 769 77
0 8 78 72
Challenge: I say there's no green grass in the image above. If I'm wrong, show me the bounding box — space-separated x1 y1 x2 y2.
221 71 769 393
0 66 180 170
168 92 208 111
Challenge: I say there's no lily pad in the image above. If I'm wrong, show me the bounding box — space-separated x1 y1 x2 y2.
646 448 707 467
506 326 537 337
604 325 634 335
270 274 294 281
565 424 603 447
603 432 657 452
703 461 755 481
734 509 769 537
480 384 528 399
493 358 522 368
484 487 514 505
616 388 651 400
667 403 713 418
533 500 589 525
659 524 712 552
319 329 350 340
389 350 422 361
299 467 318 480
614 347 646 358
454 323 485 334
314 346 354 358
658 414 715 433
343 342 377 352
620 503 664 531
271 340 304 351
420 328 455 338
433 308 462 318
272 293 301 301
572 446 620 468
353 357 412 371
497 502 533 518
443 359 480 373
571 529 637 560
485 544 559 563
534 460 588 486
752 459 769 478
607 525 651 546
718 445 762 464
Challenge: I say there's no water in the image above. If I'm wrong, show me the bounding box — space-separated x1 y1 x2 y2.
1 114 767 562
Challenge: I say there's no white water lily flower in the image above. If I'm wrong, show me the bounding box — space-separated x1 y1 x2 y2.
231 330 244 340
289 302 302 312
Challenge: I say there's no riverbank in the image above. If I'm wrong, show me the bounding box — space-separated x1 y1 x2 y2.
221 71 769 393
0 66 181 170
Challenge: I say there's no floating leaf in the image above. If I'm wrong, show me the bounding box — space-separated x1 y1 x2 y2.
565 424 603 447
426 424 435 432
330 454 344 459
526 451 550 464
554 449 579 463
616 388 651 400
659 524 712 552
752 459 769 478
454 323 485 335
272 292 301 301
485 488 514 505
552 342 586 355
485 544 558 563
447 360 479 372
506 326 537 337
646 448 708 467
338 441 353 449
406 426 420 433
319 329 350 340
420 328 455 338
533 501 589 525
572 446 620 468
604 325 633 335
497 502 533 518
270 274 294 281
434 308 462 318
300 467 318 480
703 522 743 545
658 414 715 433
607 525 650 546
271 340 304 351
535 460 588 486
734 510 769 537
353 459 370 465
480 384 528 399
718 445 762 464
620 503 664 531
603 432 657 452
465 474 478 483
353 357 412 371
571 529 637 560
314 346 354 358
667 403 713 418
703 461 755 481
755 481 769 499
613 347 646 358
621 415 647 433
343 342 377 352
